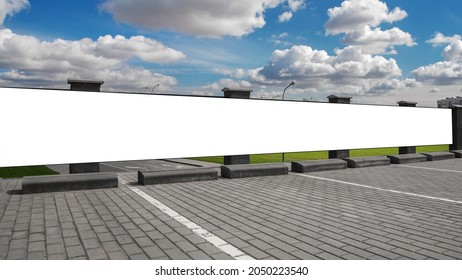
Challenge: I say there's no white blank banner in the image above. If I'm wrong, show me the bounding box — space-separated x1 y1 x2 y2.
0 87 452 167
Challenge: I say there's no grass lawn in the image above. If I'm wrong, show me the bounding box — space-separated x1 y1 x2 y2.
0 165 59 179
191 145 449 164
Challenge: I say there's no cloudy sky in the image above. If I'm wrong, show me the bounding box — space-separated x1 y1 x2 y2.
1 0 462 106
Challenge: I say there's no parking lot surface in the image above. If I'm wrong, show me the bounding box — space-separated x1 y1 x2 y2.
1 159 461 260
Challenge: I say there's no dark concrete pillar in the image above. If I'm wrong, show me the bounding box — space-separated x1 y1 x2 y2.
397 101 417 107
69 163 100 174
327 95 352 159
327 95 352 104
398 146 417 154
68 79 104 92
224 155 251 165
450 105 462 150
222 87 252 165
222 87 252 99
68 79 104 174
398 101 417 154
328 150 350 159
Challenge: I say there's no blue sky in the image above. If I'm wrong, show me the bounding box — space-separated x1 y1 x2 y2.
1 0 462 106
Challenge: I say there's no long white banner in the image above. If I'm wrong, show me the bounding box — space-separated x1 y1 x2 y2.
0 87 452 167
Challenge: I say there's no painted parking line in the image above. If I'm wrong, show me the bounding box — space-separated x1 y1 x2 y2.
395 165 462 174
118 177 254 260
100 162 133 172
293 173 462 205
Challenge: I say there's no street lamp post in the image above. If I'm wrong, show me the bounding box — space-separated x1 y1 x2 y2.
146 84 160 93
282 81 295 162
282 81 295 101
151 84 160 93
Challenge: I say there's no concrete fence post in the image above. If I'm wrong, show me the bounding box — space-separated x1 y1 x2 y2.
222 87 252 165
397 101 418 154
68 79 104 174
450 105 462 151
327 95 352 159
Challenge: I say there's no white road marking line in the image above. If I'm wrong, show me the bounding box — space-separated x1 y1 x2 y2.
396 165 462 174
118 177 254 260
100 162 132 172
293 173 462 205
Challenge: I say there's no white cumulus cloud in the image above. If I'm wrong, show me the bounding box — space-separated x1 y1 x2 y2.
324 0 413 55
325 0 407 35
0 67 178 93
0 28 182 91
412 33 462 85
100 0 287 38
342 25 415 54
202 0 417 97
93 35 186 63
257 45 401 81
278 11 293 23
442 39 462 62
367 78 418 94
427 32 462 46
412 61 462 85
0 0 28 25
288 0 305 12
0 29 185 70
238 44 410 95
278 0 305 23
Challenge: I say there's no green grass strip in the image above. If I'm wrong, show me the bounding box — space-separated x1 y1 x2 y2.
0 166 59 179
191 145 449 164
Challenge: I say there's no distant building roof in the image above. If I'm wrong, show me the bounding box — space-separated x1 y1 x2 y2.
437 96 462 108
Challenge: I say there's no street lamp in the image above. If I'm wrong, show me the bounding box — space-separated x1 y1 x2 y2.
146 84 160 93
151 84 160 93
282 81 295 162
282 81 295 100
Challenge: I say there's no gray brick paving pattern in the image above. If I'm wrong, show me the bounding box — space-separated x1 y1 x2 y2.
0 159 462 260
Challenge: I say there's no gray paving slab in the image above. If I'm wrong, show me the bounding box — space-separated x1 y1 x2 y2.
121 162 460 257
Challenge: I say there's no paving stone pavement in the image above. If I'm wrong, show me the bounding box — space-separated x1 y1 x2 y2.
0 159 461 260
